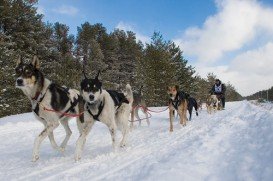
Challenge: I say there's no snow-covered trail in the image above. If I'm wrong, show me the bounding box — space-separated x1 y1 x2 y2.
0 101 272 181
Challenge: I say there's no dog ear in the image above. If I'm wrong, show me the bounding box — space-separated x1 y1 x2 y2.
31 55 40 69
98 81 102 88
82 70 87 79
175 85 179 90
16 55 22 66
139 85 143 93
95 70 101 80
82 64 88 79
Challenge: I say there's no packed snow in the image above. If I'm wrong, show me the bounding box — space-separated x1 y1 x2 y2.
0 101 272 180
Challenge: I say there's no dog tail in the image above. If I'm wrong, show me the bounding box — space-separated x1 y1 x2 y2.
125 84 133 103
66 88 85 123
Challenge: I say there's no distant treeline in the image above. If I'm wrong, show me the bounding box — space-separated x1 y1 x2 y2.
245 87 273 102
0 0 242 117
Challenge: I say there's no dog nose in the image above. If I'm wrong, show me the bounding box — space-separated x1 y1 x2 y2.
89 94 94 100
16 79 23 86
169 94 173 97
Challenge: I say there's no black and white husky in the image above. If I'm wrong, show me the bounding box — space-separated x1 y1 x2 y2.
75 71 133 161
15 55 84 162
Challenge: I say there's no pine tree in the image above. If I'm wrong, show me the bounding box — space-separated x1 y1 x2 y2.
194 75 209 102
53 22 74 57
75 22 108 81
113 29 142 88
168 42 196 95
225 82 242 101
142 32 175 106
0 0 55 116
0 1 244 117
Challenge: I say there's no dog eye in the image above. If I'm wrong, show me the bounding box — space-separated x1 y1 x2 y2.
15 68 22 75
92 87 98 92
24 69 32 76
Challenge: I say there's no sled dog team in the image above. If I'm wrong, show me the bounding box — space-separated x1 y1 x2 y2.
15 55 219 161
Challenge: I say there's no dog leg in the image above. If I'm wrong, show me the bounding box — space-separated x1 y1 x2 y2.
130 109 135 129
177 110 183 126
38 118 58 151
177 106 184 126
77 117 85 134
105 115 117 150
188 107 193 121
135 108 141 127
183 108 188 126
108 123 117 150
120 128 129 147
143 108 150 127
48 122 60 150
32 125 54 162
214 104 217 113
169 108 174 132
218 101 222 110
195 103 199 117
207 104 212 114
185 101 188 126
75 120 94 161
178 106 187 126
120 113 130 147
119 123 129 147
59 118 72 152
140 107 150 126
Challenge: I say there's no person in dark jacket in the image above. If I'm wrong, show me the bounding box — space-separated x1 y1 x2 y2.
210 79 226 109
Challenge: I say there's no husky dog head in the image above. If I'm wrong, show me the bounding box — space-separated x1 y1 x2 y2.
80 70 102 104
15 55 43 91
167 85 179 100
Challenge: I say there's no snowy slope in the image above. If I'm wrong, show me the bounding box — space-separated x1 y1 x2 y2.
0 101 273 181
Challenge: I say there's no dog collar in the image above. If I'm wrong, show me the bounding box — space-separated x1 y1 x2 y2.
32 85 50 102
32 91 41 101
87 99 104 121
32 89 48 116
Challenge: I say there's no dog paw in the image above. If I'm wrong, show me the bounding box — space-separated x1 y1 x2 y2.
58 147 65 153
51 145 60 150
31 155 39 162
74 155 81 162
120 143 126 148
112 146 118 152
169 129 173 132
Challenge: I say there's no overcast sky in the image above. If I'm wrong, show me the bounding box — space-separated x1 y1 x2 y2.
37 0 273 96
